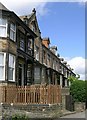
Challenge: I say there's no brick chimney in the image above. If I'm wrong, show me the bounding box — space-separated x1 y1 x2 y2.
42 37 50 48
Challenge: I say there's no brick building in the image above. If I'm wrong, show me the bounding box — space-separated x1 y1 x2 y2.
0 3 75 87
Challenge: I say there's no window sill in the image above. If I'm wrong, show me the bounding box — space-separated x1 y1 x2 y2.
8 80 15 82
0 79 5 81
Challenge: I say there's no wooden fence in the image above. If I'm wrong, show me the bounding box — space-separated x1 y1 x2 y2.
0 85 61 104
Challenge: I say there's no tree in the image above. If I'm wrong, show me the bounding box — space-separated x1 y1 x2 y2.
68 76 78 84
70 80 86 102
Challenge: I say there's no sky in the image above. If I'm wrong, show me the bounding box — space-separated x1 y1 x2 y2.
0 0 85 80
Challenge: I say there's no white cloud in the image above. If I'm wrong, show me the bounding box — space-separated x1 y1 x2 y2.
0 0 85 16
66 57 85 80
0 0 48 16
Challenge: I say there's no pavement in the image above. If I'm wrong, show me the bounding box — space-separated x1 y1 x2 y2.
0 110 86 119
61 111 85 118
61 110 76 116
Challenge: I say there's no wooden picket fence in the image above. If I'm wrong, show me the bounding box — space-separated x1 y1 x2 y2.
0 85 61 104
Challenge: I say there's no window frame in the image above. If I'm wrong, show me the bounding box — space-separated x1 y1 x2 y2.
10 22 16 41
20 39 25 51
8 54 15 82
19 32 25 51
27 38 33 55
35 46 39 61
0 52 6 81
0 18 7 37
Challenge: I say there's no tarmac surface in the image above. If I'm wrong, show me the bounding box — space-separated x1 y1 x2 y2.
61 111 86 118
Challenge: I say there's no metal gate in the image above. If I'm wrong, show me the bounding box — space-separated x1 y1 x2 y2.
65 95 74 111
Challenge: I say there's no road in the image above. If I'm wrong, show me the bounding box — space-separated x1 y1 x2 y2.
61 111 86 118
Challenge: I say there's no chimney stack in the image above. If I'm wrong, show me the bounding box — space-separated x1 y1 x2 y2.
42 37 50 48
50 46 57 55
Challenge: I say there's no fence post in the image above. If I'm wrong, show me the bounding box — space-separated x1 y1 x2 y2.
4 86 6 103
25 86 26 103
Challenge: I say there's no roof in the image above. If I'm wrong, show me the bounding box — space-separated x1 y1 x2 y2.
19 8 36 20
19 14 32 21
0 2 9 11
42 37 50 44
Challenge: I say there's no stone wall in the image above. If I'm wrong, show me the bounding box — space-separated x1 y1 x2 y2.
0 103 62 118
74 102 85 112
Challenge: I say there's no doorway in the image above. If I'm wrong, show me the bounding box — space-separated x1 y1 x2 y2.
19 64 24 86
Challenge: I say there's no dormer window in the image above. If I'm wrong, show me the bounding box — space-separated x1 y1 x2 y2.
23 17 28 25
31 21 36 32
32 24 35 32
24 20 28 24
0 18 7 37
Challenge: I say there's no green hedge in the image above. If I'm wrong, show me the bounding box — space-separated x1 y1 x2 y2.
70 80 86 102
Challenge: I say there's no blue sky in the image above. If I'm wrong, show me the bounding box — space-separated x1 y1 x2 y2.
37 2 85 58
0 0 85 79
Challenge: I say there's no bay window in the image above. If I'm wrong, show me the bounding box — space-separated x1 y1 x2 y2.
0 53 6 80
10 22 16 41
0 18 7 37
8 54 15 81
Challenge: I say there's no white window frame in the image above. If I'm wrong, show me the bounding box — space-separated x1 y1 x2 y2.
35 46 39 61
0 52 6 81
8 54 15 82
0 18 7 37
10 22 16 41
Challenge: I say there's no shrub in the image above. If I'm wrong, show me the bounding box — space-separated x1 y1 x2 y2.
70 80 86 102
12 114 29 120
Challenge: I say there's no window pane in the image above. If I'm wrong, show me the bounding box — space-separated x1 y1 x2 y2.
9 54 14 68
10 23 16 41
0 18 7 25
8 67 13 80
10 30 14 40
0 27 6 37
0 53 4 65
0 67 4 79
20 39 25 51
8 54 15 81
34 67 40 83
11 23 15 30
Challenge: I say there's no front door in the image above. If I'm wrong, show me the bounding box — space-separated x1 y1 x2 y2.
19 64 24 86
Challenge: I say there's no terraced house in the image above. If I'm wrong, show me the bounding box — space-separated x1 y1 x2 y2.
0 4 77 112
0 3 75 87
